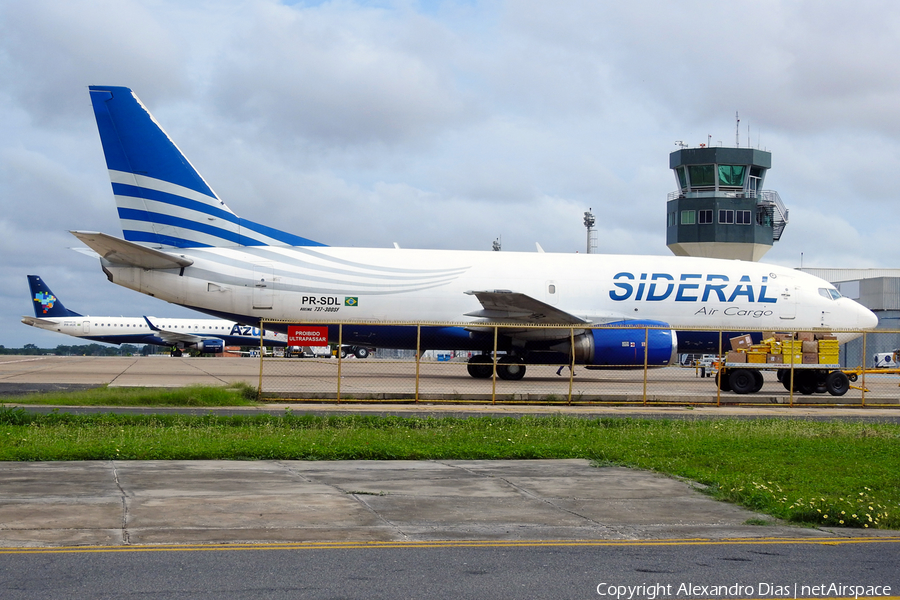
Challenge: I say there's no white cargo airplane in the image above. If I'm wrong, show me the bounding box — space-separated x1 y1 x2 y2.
71 86 877 379
22 275 288 355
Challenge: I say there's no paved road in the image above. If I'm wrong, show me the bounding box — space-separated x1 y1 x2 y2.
2 355 900 408
3 538 898 599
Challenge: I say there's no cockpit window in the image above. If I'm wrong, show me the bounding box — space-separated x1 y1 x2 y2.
818 288 842 300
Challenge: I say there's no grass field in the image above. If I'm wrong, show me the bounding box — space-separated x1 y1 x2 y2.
1 386 898 530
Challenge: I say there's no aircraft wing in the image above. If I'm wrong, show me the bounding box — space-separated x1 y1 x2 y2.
464 290 591 325
142 316 206 345
69 231 193 269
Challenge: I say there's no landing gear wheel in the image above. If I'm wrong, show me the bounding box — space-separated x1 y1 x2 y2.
825 371 850 396
354 347 369 359
728 369 756 394
466 355 493 379
848 373 858 382
497 356 526 380
716 371 731 392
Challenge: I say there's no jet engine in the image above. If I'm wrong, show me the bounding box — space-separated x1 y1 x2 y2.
194 338 225 353
551 320 677 367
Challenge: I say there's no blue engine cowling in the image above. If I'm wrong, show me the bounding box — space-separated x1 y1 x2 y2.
195 338 225 353
559 320 677 367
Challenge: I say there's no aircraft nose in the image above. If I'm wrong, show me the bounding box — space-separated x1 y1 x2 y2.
859 304 878 329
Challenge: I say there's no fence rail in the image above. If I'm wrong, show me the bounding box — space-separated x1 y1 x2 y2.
254 321 900 408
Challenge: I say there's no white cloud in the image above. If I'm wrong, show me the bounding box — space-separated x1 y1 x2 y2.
2 0 899 347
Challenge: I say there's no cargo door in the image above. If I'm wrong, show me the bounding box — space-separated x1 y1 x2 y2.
252 264 274 310
777 279 797 320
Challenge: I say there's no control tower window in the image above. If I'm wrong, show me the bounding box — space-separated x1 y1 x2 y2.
718 165 745 187
676 167 687 191
718 209 734 224
699 209 713 224
687 165 714 188
680 210 696 225
736 210 752 225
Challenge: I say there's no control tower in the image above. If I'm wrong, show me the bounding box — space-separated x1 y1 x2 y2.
665 146 788 261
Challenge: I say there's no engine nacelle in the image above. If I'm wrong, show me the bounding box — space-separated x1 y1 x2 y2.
553 320 677 367
194 338 225 353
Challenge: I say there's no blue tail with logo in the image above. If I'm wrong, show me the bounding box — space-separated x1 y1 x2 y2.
88 86 324 249
28 275 82 318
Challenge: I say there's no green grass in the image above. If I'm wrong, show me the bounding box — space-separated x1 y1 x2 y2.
0 405 898 530
4 383 258 406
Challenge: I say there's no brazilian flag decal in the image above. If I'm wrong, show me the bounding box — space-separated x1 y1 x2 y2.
344 297 359 307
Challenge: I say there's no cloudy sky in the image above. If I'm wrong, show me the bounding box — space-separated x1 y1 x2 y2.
2 0 898 348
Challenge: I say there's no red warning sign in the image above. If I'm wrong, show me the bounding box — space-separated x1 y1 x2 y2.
288 325 329 345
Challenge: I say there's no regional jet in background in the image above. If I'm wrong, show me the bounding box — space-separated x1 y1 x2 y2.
22 275 287 355
71 86 878 379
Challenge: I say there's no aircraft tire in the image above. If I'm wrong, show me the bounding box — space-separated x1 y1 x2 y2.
354 347 370 359
466 355 493 379
825 371 850 396
728 369 756 394
497 356 526 381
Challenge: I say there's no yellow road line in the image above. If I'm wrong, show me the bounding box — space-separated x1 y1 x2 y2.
2 536 899 554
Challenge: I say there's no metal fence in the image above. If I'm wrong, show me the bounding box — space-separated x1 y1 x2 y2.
254 321 900 408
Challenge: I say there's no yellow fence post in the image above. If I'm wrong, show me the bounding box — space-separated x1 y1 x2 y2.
336 323 343 403
861 331 867 407
491 325 498 405
257 320 265 400
415 325 421 404
642 326 649 406
716 331 722 407
567 327 575 405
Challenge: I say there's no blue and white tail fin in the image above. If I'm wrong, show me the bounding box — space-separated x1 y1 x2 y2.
28 275 82 318
89 86 324 249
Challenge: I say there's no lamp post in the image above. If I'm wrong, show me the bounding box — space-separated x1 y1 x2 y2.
583 209 596 254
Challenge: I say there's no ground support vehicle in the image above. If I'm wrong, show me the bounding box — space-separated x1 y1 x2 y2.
340 345 374 359
717 363 849 396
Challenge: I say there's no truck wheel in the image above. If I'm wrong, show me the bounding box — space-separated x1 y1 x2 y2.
728 369 756 394
716 371 732 392
795 371 817 395
750 370 765 393
825 371 850 396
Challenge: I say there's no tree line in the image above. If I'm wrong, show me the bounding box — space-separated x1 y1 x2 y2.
0 343 153 356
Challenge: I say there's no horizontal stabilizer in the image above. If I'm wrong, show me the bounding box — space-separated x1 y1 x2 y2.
69 231 194 270
21 316 59 327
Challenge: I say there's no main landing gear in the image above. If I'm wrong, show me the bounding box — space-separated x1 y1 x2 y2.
466 354 527 380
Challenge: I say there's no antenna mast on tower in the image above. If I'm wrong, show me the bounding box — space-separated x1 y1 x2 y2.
735 111 740 147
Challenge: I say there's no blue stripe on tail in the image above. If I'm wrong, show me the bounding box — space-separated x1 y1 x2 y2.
89 86 325 248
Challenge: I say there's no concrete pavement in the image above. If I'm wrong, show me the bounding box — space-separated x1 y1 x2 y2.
2 459 893 548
